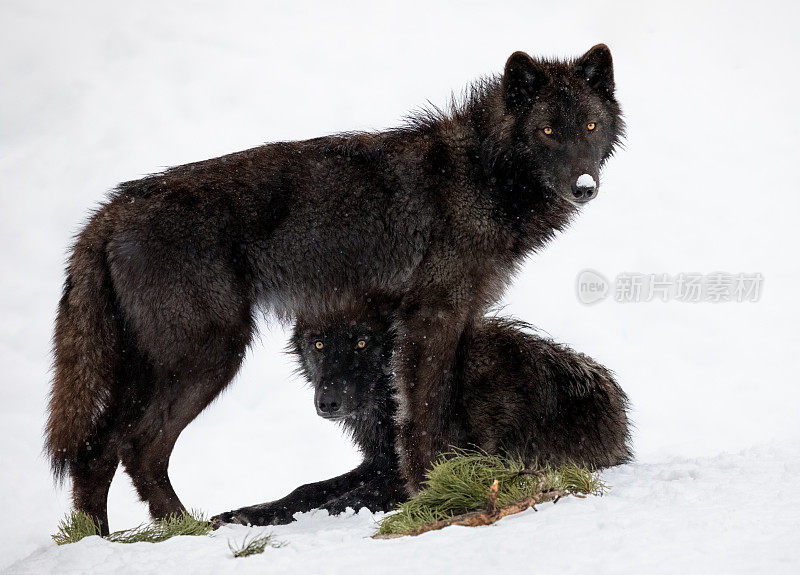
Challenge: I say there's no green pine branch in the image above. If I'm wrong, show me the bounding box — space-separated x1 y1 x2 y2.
376 450 605 537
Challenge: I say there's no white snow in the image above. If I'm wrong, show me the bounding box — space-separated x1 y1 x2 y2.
2 1 800 574
576 173 596 188
7 445 800 574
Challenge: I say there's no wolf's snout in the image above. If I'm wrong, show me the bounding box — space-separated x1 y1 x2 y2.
571 173 597 203
316 386 341 416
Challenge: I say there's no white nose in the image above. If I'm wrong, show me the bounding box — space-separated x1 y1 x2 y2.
576 173 596 188
571 173 598 203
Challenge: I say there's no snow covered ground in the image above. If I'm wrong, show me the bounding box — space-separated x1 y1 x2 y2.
9 444 800 575
2 0 799 573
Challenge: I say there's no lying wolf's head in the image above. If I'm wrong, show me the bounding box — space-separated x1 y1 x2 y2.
501 44 623 206
292 314 393 422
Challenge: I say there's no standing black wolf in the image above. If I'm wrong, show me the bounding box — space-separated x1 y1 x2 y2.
47 45 623 532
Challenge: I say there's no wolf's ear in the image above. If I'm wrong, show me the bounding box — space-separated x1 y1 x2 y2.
575 44 614 95
503 51 547 110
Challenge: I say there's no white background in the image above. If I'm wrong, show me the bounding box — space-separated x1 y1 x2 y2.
1 1 799 572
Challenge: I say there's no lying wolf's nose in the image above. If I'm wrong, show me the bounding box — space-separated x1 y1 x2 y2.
571 174 597 203
317 388 340 415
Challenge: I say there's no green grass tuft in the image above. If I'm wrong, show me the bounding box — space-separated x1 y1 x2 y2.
228 531 285 558
52 509 213 546
377 450 605 536
52 510 103 545
107 510 212 544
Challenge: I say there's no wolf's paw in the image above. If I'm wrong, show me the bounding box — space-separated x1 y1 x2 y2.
210 510 237 529
211 504 295 528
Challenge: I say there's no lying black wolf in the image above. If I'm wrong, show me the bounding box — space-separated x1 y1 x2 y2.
212 307 631 526
47 45 623 533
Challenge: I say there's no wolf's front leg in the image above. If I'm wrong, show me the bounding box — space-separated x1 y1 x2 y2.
392 292 476 494
211 463 375 527
323 477 405 515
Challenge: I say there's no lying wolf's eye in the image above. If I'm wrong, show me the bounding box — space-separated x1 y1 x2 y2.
543 127 553 135
314 341 324 350
357 340 367 349
587 122 596 131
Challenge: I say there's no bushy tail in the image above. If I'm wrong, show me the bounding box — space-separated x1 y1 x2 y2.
46 214 119 482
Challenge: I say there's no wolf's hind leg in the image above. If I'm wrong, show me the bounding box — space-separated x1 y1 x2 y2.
120 328 251 520
119 435 184 520
70 443 119 536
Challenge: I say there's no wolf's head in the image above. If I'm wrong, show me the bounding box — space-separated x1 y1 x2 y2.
291 314 394 423
500 44 623 206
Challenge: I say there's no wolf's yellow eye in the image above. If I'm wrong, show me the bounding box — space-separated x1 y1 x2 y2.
543 127 553 135
587 122 596 131
315 341 324 350
357 340 366 349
